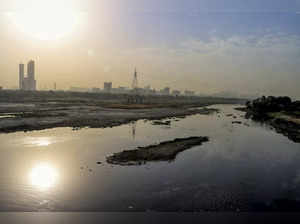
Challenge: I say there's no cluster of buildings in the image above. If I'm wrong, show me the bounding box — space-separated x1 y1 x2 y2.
69 69 196 96
70 82 195 97
16 62 195 96
19 60 37 91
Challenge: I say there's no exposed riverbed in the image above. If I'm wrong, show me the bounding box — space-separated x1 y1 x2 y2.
0 105 299 211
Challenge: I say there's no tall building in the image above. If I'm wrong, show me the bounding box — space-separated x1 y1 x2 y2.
172 90 181 96
19 63 24 90
27 60 35 80
104 82 112 92
160 87 170 95
184 90 195 96
19 60 37 91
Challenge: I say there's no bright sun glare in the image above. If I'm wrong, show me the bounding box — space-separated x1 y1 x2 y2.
30 163 58 190
7 1 82 40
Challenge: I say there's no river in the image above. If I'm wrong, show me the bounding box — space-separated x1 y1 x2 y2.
0 105 299 211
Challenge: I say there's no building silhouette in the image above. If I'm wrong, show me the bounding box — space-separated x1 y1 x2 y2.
19 63 24 90
172 90 181 96
132 68 138 90
104 82 112 93
160 87 170 95
19 60 37 91
184 90 195 96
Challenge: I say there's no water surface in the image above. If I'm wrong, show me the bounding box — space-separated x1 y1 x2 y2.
0 105 299 211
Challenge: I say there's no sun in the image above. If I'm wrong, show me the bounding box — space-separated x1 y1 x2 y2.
7 1 82 41
29 163 58 190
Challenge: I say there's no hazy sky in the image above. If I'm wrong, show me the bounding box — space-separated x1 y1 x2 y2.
0 0 300 98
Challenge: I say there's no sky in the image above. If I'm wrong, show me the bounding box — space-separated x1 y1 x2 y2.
0 0 300 98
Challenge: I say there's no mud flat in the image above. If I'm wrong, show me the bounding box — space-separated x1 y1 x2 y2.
106 136 209 165
0 90 246 133
0 105 218 134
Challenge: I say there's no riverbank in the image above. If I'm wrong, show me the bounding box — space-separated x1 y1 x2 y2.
237 96 300 142
0 103 220 133
0 91 245 133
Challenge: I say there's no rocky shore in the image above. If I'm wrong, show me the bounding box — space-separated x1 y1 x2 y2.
106 136 209 165
239 96 300 142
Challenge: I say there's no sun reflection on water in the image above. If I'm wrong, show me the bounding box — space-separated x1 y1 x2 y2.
23 137 54 147
32 137 52 146
29 163 58 190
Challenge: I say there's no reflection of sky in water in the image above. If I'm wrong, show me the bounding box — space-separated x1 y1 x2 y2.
0 105 300 211
28 137 52 147
14 136 69 147
0 115 16 119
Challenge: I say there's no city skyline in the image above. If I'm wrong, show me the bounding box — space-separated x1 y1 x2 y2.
0 0 300 98
15 62 196 96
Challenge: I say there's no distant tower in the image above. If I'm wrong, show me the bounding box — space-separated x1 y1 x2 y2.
19 60 37 91
132 68 138 90
54 82 57 90
27 60 35 80
128 68 144 104
27 60 36 91
19 63 24 90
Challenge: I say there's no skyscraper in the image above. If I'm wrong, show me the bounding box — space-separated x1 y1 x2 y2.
19 63 24 90
27 60 35 80
19 60 37 91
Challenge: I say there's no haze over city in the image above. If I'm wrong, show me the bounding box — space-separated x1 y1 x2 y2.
0 0 299 98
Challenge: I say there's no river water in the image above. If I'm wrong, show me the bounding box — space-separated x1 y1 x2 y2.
0 105 299 211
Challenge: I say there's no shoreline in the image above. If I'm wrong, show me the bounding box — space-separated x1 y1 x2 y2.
235 104 300 143
241 108 300 143
0 90 245 134
0 105 219 134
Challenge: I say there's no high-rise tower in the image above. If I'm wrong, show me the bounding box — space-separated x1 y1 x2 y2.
128 68 143 103
132 68 138 90
19 63 24 90
19 60 37 91
27 60 35 80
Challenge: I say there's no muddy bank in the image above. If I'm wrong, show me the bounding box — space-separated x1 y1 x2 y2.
237 96 300 143
0 104 218 133
106 136 209 165
265 113 300 142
